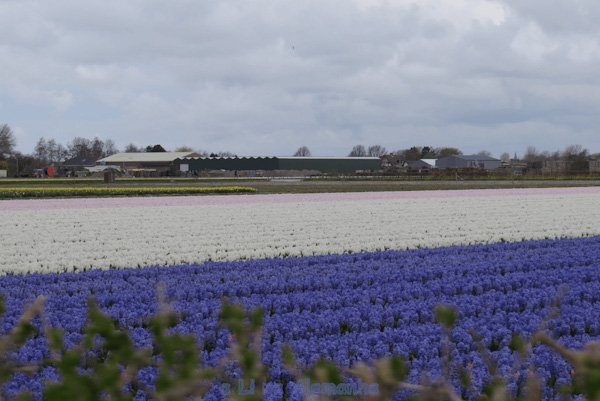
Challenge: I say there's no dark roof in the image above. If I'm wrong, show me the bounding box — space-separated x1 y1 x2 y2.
452 155 500 161
63 156 100 167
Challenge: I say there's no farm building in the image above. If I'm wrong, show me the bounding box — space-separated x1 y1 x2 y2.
436 155 501 169
62 156 100 177
175 156 382 174
63 156 100 169
97 152 202 175
408 159 437 169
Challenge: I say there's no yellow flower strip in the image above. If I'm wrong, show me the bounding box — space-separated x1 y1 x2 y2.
0 186 256 198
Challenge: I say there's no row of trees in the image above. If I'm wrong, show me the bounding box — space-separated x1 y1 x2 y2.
292 144 599 171
2 122 599 175
293 145 468 162
522 145 597 171
0 123 242 175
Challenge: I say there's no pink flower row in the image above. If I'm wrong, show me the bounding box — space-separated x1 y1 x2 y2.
1 187 599 212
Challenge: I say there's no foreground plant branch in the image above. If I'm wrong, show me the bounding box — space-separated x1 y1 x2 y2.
0 294 598 400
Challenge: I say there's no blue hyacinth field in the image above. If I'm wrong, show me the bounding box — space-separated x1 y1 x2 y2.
2 189 600 400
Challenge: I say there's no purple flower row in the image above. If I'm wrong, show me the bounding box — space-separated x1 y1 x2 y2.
2 236 600 399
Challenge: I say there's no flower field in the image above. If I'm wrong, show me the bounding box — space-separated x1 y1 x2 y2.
1 187 600 399
1 187 600 274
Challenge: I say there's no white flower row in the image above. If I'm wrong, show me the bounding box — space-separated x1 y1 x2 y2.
1 191 600 274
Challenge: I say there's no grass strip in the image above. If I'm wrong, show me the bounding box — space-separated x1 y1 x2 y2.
0 186 256 199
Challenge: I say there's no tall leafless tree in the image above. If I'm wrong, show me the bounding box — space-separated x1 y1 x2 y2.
293 146 312 157
367 145 387 157
348 144 367 157
125 143 143 152
34 137 48 164
0 124 16 160
102 139 119 157
68 137 93 158
523 146 539 164
175 146 194 152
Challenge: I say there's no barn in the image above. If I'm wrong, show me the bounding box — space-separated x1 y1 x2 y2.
436 155 501 169
174 156 382 175
96 152 202 176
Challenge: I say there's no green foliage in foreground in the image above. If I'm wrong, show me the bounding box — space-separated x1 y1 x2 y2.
2 296 600 400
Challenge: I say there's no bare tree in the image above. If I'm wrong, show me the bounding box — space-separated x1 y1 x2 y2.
175 146 194 152
34 137 48 164
500 152 511 163
210 151 237 157
68 137 93 158
124 143 142 152
348 144 367 157
523 146 539 164
47 139 57 163
563 144 587 158
393 147 422 161
90 137 104 157
0 124 16 160
476 150 492 157
293 146 312 157
102 139 119 157
367 145 387 157
52 143 69 162
563 144 589 171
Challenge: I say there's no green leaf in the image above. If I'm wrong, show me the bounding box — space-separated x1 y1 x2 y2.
388 356 408 381
309 359 343 385
509 333 525 355
250 308 263 332
14 322 35 345
47 328 64 352
458 366 471 388
219 301 245 337
281 345 296 366
434 304 457 329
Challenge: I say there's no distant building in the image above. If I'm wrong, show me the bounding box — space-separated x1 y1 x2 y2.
381 155 407 169
541 160 570 175
436 155 501 169
97 152 202 175
408 159 437 169
175 156 382 174
63 156 100 169
62 156 101 177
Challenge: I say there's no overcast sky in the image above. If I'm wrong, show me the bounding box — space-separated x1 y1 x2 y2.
1 0 599 157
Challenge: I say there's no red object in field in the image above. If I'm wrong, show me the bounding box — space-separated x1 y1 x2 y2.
47 166 54 177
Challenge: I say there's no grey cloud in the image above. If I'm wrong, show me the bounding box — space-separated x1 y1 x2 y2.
1 0 599 156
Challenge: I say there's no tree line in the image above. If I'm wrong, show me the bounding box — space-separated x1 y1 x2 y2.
1 122 599 175
293 145 466 161
293 143 599 167
0 123 241 175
